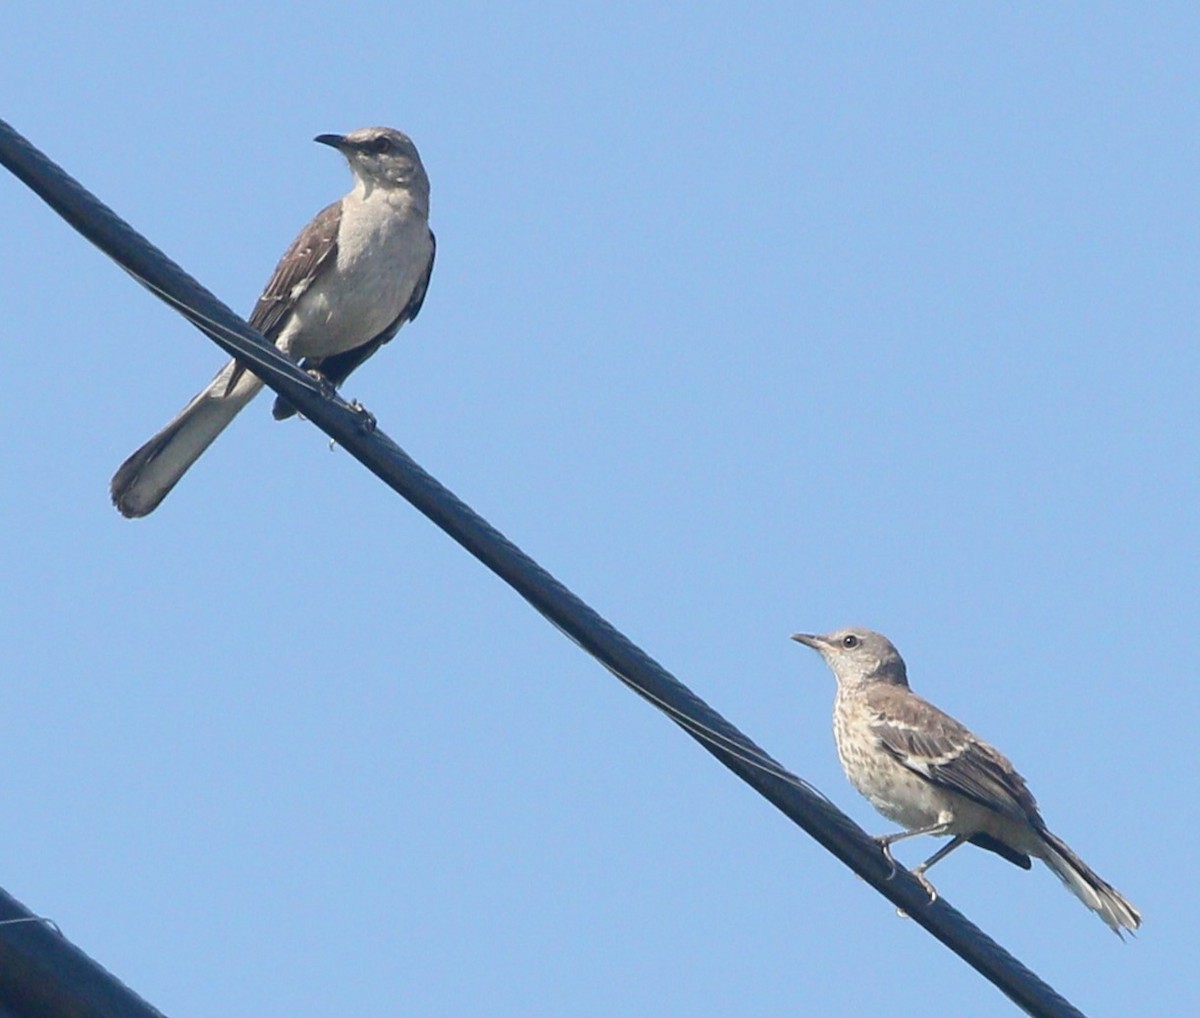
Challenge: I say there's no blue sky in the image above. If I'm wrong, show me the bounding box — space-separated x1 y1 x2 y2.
2 4 1195 1014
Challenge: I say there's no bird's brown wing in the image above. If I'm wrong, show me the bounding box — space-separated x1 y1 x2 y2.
216 201 342 399
864 685 1043 828
248 201 341 339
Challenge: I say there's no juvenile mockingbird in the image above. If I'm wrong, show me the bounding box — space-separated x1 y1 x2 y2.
792 627 1141 936
111 126 435 518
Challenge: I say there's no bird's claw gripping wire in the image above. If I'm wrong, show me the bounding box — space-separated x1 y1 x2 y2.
348 399 377 432
874 836 900 881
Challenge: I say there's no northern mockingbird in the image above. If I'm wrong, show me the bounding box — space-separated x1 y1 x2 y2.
792 627 1141 936
111 126 435 518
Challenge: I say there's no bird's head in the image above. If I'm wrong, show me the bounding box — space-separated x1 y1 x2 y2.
791 627 909 689
316 127 429 203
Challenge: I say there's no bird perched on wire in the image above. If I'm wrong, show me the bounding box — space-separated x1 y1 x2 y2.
792 627 1141 936
111 126 435 518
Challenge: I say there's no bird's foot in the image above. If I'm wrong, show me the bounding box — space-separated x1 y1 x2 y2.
891 870 937 921
873 836 900 881
308 368 337 399
348 400 377 433
913 869 939 904
272 369 337 421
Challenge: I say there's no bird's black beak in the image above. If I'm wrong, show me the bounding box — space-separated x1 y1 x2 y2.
791 633 820 650
314 133 348 150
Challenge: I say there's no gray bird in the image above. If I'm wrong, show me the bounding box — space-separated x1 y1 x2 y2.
111 126 435 518
792 627 1141 936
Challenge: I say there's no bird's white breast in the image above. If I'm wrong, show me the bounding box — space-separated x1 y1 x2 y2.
283 191 431 359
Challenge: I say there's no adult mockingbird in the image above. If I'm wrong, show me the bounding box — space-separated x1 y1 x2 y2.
111 126 435 518
792 627 1141 936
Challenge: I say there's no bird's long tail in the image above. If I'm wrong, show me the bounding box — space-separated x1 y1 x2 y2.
111 359 264 518
1038 829 1141 936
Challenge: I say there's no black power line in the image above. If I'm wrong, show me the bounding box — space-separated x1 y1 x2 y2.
0 118 1088 1018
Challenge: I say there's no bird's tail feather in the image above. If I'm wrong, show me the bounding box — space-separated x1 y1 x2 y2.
1038 829 1141 937
111 359 263 518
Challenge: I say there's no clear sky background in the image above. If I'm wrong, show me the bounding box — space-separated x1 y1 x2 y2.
2 5 1195 1015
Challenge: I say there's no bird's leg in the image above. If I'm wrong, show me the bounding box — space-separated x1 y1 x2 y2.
914 833 968 878
873 820 955 885
910 834 969 903
876 821 954 852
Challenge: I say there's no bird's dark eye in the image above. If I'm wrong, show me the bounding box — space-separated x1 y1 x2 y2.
842 634 860 649
371 136 393 155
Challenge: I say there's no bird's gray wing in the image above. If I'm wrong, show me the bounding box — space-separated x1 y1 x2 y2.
271 228 435 420
865 685 1043 827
